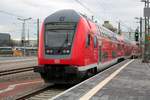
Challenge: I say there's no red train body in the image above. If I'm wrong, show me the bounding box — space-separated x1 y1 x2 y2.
35 10 140 83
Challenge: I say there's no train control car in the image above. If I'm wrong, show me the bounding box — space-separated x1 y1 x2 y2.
34 9 140 83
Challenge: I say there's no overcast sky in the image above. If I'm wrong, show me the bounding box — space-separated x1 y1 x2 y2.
0 0 144 40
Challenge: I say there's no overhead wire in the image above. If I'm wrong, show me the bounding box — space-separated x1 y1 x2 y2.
0 9 40 22
74 0 110 24
0 9 24 18
96 0 135 32
77 0 135 32
74 0 94 14
0 9 40 40
0 1 134 34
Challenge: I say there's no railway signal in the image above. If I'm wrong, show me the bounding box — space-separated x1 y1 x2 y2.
135 28 139 42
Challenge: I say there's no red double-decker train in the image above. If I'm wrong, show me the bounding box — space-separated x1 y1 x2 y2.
35 10 140 83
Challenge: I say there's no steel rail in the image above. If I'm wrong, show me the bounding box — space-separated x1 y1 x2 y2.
0 66 35 76
0 59 36 65
16 84 67 100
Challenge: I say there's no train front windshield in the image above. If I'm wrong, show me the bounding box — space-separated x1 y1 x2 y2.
45 23 76 55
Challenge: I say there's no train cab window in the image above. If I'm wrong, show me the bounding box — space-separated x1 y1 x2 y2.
94 36 98 48
86 34 90 47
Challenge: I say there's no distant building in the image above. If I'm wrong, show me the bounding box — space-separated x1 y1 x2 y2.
12 40 21 46
12 40 37 47
0 33 11 47
28 40 37 47
103 21 117 33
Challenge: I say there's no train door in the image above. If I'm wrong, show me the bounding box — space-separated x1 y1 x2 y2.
98 38 102 63
98 46 102 63
96 26 102 64
85 33 92 64
93 36 98 63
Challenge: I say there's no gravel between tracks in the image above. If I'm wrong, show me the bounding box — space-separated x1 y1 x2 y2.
0 71 41 83
24 84 72 100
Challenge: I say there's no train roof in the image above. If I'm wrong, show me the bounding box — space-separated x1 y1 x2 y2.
96 24 134 44
45 9 134 45
44 9 81 24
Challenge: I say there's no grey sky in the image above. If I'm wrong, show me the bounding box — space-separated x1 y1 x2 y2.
0 0 144 40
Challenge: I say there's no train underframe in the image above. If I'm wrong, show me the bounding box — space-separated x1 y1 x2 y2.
34 65 97 84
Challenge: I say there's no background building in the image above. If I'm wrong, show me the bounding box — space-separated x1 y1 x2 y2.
103 21 117 33
0 33 11 47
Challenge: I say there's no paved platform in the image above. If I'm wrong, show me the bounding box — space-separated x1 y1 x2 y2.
0 56 37 63
51 59 150 100
0 57 37 71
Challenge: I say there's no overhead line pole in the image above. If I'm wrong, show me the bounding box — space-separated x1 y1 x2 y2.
147 0 150 62
141 0 150 62
147 0 149 62
17 17 32 56
37 18 40 55
144 0 147 62
140 17 143 59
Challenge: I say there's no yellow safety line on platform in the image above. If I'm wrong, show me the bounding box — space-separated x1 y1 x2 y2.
79 59 134 100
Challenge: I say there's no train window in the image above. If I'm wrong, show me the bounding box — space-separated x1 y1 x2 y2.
96 26 101 36
118 44 121 50
112 51 117 58
86 34 90 47
99 46 102 62
45 23 76 48
102 52 108 61
94 36 98 48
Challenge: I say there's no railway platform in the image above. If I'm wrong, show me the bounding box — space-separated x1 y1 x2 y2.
51 59 150 100
0 56 37 63
0 57 37 72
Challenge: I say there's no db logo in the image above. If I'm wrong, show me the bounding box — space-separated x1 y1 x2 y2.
54 59 60 64
59 16 65 21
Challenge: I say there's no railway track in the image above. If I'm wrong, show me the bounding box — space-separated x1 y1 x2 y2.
0 66 35 76
17 84 72 100
15 62 121 100
16 62 119 100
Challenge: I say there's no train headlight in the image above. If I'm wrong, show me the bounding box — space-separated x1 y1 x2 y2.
66 50 70 53
46 50 53 54
46 50 50 53
62 49 70 54
63 50 67 53
50 50 53 53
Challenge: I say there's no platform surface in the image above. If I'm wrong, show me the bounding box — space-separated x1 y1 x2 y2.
0 57 37 71
51 59 150 100
0 56 36 62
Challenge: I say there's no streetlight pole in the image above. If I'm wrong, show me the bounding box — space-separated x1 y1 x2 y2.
28 26 30 46
17 17 32 56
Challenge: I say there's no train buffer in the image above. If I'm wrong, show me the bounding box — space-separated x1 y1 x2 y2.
51 59 150 100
